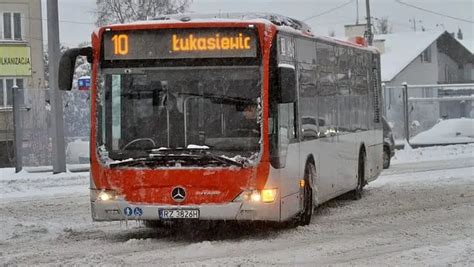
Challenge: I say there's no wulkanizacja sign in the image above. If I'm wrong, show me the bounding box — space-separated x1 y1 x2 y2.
0 46 32 76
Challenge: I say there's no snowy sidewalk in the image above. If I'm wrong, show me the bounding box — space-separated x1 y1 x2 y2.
0 168 89 200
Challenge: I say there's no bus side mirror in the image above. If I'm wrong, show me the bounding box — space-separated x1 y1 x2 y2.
58 47 93 91
278 66 296 103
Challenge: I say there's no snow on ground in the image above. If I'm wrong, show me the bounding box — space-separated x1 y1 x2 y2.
0 144 473 265
0 168 88 200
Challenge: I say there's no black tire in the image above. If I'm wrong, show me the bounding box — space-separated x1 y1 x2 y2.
297 163 315 226
349 150 366 200
383 146 391 169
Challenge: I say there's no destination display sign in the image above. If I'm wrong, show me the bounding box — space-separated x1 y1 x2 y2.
103 28 258 60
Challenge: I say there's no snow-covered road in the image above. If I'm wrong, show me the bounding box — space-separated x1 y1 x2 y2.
1 145 473 265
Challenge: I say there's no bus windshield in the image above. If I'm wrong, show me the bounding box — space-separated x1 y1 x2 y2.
98 66 262 162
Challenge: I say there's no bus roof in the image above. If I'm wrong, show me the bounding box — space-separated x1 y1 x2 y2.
102 13 312 35
98 12 378 53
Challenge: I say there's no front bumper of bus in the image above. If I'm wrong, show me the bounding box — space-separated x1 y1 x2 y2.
91 194 281 222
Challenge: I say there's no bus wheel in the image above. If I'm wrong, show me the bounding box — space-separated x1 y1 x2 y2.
383 146 391 169
297 163 315 226
349 151 366 200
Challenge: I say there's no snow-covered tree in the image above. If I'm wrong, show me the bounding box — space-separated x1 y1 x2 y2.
374 17 392 34
95 0 193 26
72 41 92 90
43 44 70 88
43 42 92 90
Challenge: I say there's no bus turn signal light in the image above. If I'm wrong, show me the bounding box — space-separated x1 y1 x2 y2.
300 179 305 188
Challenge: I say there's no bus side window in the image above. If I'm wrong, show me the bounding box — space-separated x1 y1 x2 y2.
276 102 294 168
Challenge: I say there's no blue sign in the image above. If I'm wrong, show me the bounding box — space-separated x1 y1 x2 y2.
124 207 133 216
78 77 91 90
134 207 143 216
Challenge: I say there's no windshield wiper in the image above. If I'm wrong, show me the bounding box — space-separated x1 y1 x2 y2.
109 149 244 168
178 92 256 106
148 148 244 168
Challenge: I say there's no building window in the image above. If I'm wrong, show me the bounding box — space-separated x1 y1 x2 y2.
0 78 24 107
2 12 22 40
420 47 431 63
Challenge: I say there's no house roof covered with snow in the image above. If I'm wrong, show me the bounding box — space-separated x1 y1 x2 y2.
376 31 442 82
376 31 473 82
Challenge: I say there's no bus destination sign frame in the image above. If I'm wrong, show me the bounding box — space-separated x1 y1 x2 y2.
103 28 258 60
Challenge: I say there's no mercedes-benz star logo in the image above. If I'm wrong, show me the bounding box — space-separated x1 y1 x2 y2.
171 187 186 202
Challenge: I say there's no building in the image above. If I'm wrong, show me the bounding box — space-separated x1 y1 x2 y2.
343 26 474 139
0 0 45 167
375 30 473 86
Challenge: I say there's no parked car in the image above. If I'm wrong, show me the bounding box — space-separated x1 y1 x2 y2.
66 139 90 164
382 117 395 169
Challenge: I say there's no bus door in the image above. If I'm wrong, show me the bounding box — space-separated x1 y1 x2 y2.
271 34 301 218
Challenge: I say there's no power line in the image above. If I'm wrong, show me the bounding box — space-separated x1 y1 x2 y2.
2 12 95 25
0 29 77 47
395 0 474 24
303 0 355 21
19 15 95 25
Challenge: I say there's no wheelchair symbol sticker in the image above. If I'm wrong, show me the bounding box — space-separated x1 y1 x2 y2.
134 207 143 216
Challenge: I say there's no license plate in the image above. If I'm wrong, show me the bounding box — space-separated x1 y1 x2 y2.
158 209 199 219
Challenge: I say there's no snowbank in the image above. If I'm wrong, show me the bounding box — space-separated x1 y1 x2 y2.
392 142 474 164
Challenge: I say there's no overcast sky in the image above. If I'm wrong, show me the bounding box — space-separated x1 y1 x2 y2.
43 0 473 47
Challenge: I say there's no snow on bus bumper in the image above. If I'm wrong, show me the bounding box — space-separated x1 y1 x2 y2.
90 198 281 222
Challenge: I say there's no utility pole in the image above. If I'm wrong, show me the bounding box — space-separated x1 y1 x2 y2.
356 0 359 24
365 0 373 45
12 84 23 173
409 17 422 32
47 0 67 173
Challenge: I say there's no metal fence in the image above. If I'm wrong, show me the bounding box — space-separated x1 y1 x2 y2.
3 83 473 169
382 83 474 144
1 87 90 169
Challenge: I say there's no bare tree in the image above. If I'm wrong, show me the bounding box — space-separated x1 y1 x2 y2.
374 17 392 34
457 28 463 40
96 0 193 26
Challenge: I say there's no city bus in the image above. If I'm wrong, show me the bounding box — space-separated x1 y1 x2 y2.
58 13 383 226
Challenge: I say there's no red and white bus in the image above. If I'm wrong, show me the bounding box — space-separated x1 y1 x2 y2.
59 14 383 226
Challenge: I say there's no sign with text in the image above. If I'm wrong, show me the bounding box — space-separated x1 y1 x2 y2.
103 28 258 60
0 46 32 76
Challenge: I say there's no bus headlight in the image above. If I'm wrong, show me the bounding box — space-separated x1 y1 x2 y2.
97 190 117 201
233 189 277 203
250 190 262 202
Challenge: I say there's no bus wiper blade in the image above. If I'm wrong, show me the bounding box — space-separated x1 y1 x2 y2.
109 156 175 168
109 157 148 168
201 152 244 168
149 148 244 168
148 147 208 154
178 92 255 105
